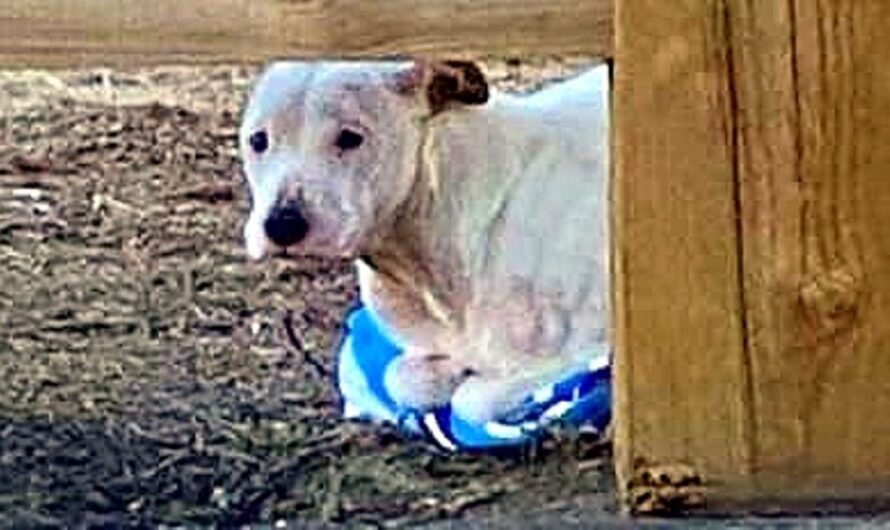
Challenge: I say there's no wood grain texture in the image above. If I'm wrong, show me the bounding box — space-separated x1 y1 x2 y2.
612 0 751 499
733 0 890 493
615 0 890 507
0 0 612 69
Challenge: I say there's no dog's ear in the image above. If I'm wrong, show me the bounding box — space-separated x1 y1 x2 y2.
394 59 489 115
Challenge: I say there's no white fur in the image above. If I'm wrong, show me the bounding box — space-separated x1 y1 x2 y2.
241 61 610 423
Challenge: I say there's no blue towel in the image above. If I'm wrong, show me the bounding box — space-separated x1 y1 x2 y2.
336 305 611 451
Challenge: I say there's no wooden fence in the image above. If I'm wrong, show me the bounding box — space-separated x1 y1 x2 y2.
0 0 612 68
614 0 890 510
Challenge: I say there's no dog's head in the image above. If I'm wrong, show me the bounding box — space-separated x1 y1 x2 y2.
239 60 489 260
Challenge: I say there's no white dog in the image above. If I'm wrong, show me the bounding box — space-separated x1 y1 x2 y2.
240 60 610 424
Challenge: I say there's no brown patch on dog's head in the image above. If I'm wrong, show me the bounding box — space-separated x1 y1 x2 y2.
395 60 489 115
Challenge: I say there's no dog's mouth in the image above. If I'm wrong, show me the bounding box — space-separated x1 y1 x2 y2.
272 247 295 259
269 233 359 261
271 248 355 266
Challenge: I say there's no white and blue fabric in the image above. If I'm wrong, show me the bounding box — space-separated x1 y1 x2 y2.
336 305 611 452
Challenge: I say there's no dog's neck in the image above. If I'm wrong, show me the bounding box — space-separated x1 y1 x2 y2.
363 94 536 323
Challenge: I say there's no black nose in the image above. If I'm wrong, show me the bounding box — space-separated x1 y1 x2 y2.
264 202 310 247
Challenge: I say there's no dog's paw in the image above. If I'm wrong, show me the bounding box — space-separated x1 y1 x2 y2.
450 375 530 424
383 352 472 412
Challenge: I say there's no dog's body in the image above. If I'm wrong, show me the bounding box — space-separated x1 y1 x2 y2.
240 61 609 423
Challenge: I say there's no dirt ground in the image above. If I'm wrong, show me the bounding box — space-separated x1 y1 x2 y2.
0 57 632 528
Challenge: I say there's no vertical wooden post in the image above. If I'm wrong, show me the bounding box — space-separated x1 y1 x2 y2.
614 0 890 508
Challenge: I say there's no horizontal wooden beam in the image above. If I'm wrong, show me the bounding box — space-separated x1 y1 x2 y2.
0 0 613 69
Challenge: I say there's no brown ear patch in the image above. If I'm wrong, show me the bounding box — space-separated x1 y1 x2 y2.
396 59 489 115
426 60 489 114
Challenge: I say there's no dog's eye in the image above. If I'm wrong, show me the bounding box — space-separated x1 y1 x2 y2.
334 128 364 151
249 130 269 154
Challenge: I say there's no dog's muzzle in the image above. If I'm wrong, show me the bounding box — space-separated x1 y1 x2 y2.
264 200 310 248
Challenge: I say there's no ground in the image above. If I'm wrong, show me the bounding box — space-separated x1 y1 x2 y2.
0 57 630 528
